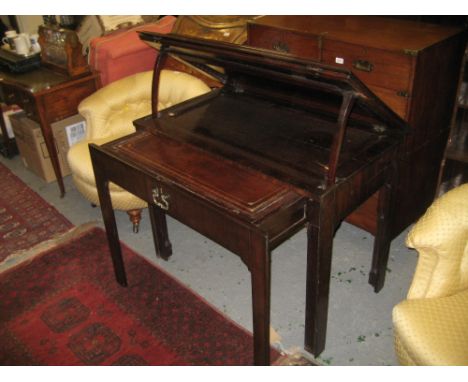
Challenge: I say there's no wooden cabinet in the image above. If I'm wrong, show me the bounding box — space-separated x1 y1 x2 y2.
247 16 467 238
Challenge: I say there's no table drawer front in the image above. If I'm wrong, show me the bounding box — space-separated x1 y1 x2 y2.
1 84 39 121
321 40 414 93
42 79 97 122
248 24 320 59
146 175 254 257
1 84 20 105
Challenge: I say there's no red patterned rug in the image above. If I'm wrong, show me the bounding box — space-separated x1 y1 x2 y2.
0 162 73 262
0 227 281 365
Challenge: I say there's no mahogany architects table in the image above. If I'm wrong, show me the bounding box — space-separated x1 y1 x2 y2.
0 67 100 196
90 33 408 365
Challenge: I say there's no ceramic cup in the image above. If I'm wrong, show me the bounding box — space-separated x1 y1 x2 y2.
2 30 18 50
14 35 29 55
30 33 41 53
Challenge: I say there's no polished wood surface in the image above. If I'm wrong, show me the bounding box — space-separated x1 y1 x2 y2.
0 67 100 195
113 129 302 221
248 15 467 237
248 15 462 53
91 33 407 364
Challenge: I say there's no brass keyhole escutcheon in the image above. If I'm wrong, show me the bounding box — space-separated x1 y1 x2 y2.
152 186 170 210
272 41 289 53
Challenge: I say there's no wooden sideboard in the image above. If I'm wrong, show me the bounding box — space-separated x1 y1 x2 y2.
247 16 467 238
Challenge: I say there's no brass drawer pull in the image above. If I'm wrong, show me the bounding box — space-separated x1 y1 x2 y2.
272 41 289 53
152 186 170 211
397 90 410 98
353 60 374 72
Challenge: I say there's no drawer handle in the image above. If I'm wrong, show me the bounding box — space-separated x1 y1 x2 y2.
272 41 289 53
353 60 374 72
152 186 170 211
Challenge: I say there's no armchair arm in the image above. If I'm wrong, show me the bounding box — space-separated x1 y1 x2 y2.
405 183 468 299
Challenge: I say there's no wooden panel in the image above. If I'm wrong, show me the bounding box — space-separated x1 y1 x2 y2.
247 24 320 60
369 85 409 120
248 16 463 53
321 40 413 92
41 78 97 122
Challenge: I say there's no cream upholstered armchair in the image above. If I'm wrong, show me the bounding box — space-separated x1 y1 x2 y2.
67 69 211 232
392 183 468 365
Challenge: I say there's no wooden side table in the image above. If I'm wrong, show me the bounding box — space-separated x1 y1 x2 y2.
0 67 100 196
90 33 408 362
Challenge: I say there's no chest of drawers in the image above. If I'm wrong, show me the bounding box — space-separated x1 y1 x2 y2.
247 16 467 237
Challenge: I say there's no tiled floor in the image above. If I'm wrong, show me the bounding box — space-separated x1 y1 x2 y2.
1 153 418 365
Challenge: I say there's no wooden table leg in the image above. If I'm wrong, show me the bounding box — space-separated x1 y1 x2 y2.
90 148 127 287
148 203 173 260
250 232 271 365
368 176 394 292
304 196 335 357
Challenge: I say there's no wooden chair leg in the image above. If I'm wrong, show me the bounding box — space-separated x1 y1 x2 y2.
127 209 142 233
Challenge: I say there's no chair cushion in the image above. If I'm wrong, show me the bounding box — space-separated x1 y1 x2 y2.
68 136 120 187
393 289 468 365
68 137 147 210
72 173 147 211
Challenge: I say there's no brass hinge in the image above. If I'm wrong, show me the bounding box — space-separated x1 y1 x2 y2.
403 48 419 56
397 90 411 98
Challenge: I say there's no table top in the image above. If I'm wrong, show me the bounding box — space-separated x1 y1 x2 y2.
106 126 306 222
0 66 95 94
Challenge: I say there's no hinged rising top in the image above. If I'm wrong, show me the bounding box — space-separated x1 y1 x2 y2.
138 31 409 192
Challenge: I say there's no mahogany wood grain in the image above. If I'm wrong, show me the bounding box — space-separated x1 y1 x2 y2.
0 68 100 195
91 34 406 363
247 15 467 238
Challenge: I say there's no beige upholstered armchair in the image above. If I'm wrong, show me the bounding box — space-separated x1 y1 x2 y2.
392 183 468 365
67 69 211 232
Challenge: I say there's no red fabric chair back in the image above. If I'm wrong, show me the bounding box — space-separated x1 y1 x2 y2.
89 16 177 86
